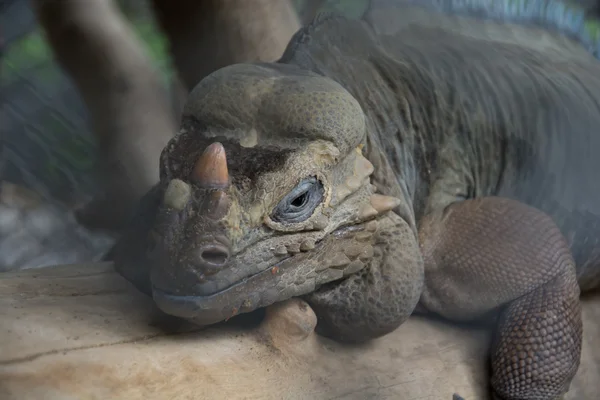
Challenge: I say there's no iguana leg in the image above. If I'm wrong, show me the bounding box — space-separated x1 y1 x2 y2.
418 196 582 400
303 212 425 343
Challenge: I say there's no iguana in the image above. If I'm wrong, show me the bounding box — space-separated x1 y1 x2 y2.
111 2 600 399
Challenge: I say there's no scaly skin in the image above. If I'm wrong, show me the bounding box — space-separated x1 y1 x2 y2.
112 5 600 400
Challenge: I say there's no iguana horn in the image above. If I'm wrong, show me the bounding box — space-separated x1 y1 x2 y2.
192 142 229 188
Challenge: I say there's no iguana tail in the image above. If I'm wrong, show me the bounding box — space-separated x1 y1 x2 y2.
407 0 600 59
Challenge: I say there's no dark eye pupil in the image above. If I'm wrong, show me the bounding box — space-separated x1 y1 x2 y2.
271 177 324 224
291 192 308 208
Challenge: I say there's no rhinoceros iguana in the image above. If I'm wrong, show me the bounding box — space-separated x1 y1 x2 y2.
110 2 600 399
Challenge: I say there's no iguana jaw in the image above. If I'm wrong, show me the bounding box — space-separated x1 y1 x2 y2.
151 218 381 326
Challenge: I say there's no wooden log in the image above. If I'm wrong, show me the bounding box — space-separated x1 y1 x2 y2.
0 263 598 399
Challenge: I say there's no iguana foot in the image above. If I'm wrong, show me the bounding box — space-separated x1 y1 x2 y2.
418 197 582 399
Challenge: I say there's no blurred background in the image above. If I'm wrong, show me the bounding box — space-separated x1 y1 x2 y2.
0 0 598 272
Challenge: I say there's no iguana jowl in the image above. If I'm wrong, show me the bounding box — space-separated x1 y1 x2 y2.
111 5 600 400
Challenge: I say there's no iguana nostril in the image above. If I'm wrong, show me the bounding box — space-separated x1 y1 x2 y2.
198 244 230 272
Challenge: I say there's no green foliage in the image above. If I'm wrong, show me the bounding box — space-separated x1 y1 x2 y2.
2 30 61 84
584 18 600 41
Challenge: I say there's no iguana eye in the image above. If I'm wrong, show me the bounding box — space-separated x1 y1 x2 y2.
271 177 324 223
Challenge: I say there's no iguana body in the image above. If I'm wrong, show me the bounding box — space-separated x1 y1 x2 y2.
112 3 600 399
284 6 600 292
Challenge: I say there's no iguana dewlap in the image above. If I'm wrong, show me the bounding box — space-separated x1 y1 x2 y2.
111 5 600 400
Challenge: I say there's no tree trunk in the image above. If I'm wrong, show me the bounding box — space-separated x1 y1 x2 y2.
32 0 176 232
150 0 302 92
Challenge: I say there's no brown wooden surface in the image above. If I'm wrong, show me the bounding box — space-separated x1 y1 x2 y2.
0 262 598 399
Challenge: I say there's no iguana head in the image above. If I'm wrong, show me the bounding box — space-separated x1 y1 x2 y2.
148 63 406 326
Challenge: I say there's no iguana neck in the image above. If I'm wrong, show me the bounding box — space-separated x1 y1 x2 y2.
358 60 439 225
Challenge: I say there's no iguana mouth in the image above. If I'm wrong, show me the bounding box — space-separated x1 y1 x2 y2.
151 260 287 325
151 221 370 326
